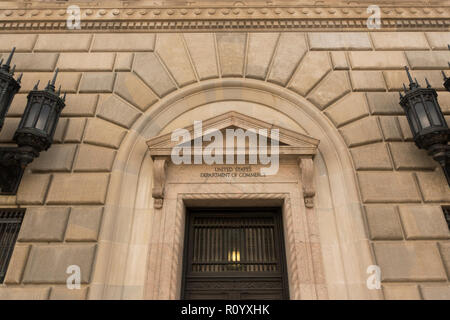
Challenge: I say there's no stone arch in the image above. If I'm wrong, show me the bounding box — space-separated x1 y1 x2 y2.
88 77 382 300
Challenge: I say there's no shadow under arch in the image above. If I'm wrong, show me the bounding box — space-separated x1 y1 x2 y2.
89 78 382 300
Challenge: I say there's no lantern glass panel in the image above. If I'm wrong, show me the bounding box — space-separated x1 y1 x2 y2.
46 109 56 135
407 107 419 134
36 104 50 131
414 102 431 128
24 102 41 127
425 100 441 126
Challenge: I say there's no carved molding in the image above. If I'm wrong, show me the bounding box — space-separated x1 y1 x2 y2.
147 111 319 210
0 5 449 32
151 156 168 209
147 111 319 158
299 157 315 209
181 193 288 200
186 280 283 290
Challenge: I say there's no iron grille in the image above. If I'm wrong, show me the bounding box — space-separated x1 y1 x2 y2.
182 209 289 300
191 216 279 273
0 208 25 283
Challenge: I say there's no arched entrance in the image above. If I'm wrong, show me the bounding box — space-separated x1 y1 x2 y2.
88 78 382 300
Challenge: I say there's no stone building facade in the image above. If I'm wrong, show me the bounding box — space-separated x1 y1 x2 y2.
0 0 449 300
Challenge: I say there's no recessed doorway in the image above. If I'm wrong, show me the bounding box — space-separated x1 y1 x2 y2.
181 208 289 300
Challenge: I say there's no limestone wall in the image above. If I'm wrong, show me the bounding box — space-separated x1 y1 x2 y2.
0 4 449 300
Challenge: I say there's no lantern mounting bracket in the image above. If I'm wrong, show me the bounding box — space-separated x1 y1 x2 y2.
428 144 450 184
0 146 39 195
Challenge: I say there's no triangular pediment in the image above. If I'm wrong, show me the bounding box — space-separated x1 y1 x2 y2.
147 111 319 158
172 125 289 148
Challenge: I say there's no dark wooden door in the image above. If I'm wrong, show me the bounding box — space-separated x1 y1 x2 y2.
181 208 289 300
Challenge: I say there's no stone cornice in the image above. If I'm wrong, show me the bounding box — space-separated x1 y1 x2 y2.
0 5 449 32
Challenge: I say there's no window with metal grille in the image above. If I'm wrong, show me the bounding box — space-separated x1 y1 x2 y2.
0 209 25 283
443 206 450 230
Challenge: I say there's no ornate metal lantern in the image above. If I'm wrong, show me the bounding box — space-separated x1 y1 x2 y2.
14 68 66 153
0 68 66 194
399 66 450 186
0 48 22 130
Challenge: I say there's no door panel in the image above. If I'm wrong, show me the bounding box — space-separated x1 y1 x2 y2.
181 209 289 300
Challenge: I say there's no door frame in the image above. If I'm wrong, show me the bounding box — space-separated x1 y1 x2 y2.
143 185 325 300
